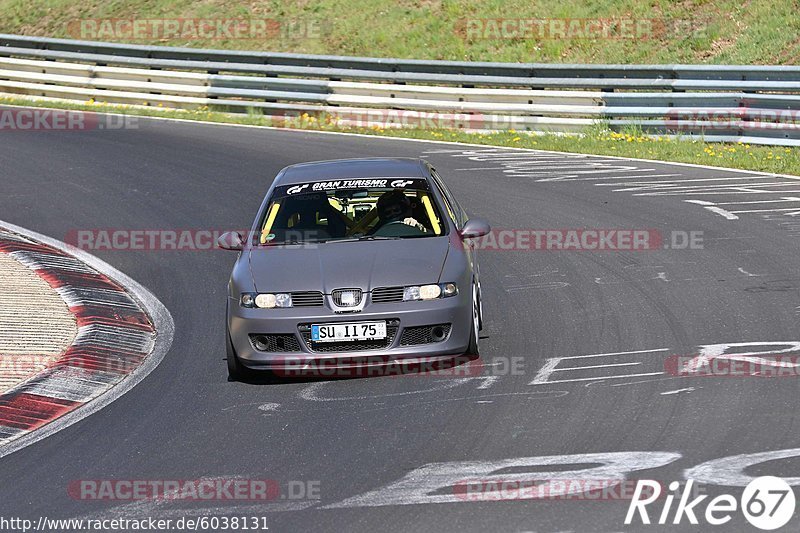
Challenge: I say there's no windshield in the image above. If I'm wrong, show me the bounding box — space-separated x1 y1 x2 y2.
256 178 447 245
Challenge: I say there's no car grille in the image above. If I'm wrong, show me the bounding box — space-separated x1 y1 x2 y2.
299 325 399 352
400 324 452 346
249 334 302 352
291 291 324 307
371 286 405 303
332 288 362 307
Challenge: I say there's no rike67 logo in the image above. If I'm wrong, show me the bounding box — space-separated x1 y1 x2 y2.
626 476 795 530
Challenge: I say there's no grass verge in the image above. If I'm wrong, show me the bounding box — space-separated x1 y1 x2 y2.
2 0 799 64
2 95 797 177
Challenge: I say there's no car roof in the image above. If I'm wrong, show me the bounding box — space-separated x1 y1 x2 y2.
276 158 430 185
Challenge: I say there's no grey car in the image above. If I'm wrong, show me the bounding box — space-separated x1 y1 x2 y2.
219 157 490 380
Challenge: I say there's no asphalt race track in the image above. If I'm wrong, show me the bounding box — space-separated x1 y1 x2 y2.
2 112 800 532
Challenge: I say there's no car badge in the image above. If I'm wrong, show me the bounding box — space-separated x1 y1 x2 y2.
340 291 357 306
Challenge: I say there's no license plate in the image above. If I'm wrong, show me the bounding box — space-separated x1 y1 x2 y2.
311 321 386 342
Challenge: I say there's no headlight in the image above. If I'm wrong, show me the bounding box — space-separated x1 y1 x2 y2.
419 284 442 299
241 293 293 308
402 283 457 301
274 293 293 307
255 293 277 308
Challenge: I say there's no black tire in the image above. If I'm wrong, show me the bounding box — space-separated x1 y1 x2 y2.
226 327 249 381
466 284 480 357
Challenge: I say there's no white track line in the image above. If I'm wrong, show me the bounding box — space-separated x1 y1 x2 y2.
555 348 670 360
536 372 664 385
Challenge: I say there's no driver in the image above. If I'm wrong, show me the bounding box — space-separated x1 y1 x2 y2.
375 189 427 233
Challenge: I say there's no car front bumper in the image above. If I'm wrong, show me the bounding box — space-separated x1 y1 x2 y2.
227 291 473 371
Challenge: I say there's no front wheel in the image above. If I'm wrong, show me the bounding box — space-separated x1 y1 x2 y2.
466 284 480 357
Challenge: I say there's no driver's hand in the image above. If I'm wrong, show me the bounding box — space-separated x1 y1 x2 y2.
403 217 428 232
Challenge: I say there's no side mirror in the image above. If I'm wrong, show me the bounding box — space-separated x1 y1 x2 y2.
217 231 244 251
459 218 491 239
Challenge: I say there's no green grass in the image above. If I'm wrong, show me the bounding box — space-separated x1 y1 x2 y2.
2 96 797 177
1 0 799 64
2 3 796 180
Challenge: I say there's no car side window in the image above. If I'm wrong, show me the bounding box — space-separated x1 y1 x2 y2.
431 169 468 227
430 176 458 227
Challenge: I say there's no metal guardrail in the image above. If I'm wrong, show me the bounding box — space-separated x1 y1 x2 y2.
1 34 799 145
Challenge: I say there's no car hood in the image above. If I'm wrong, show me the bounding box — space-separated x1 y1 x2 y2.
247 237 450 293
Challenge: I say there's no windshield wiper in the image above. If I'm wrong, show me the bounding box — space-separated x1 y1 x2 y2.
356 235 403 241
258 239 328 246
259 235 403 246
326 235 403 244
